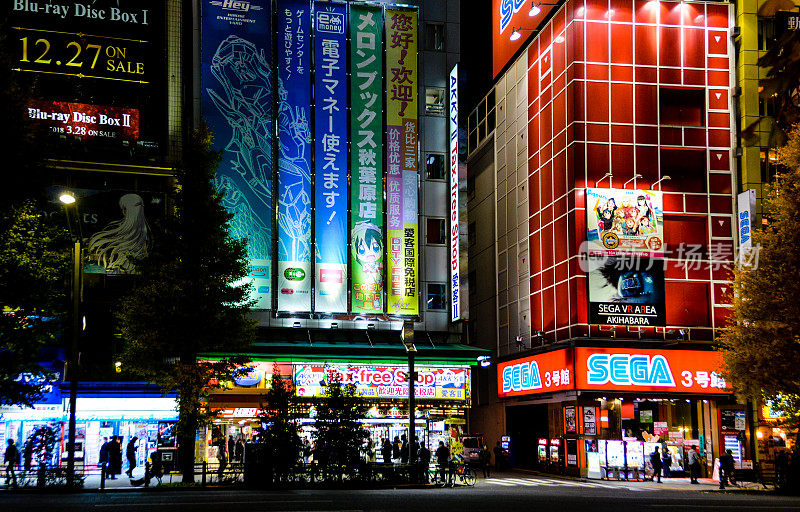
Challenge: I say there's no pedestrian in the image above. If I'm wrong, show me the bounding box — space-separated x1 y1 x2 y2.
302 438 312 464
661 449 672 478
718 449 735 489
381 438 392 464
418 443 431 482
108 436 122 479
480 444 492 478
776 450 788 490
216 437 228 477
99 437 109 476
435 441 450 484
125 436 138 477
493 441 504 472
4 439 19 488
649 446 662 483
400 434 409 464
23 439 33 472
687 445 701 484
235 437 244 463
227 435 235 463
392 436 401 462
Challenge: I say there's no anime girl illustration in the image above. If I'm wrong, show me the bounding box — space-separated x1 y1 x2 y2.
87 193 152 274
352 221 383 285
594 197 617 233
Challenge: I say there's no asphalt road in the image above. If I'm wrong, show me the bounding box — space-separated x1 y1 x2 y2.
3 474 799 512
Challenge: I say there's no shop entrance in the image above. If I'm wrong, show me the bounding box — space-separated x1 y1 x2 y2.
506 403 549 469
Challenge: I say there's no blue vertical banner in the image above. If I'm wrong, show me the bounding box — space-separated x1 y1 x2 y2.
313 2 348 313
277 0 313 312
201 0 273 310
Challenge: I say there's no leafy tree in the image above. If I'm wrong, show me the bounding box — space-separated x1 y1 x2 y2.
719 130 800 437
258 364 301 482
312 372 369 482
116 125 256 482
0 200 68 407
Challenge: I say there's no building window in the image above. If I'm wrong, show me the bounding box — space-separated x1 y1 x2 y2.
425 87 446 116
426 218 446 245
659 87 705 127
427 283 447 310
424 23 445 51
426 153 446 180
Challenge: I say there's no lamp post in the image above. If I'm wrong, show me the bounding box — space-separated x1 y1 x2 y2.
59 191 81 488
401 321 417 473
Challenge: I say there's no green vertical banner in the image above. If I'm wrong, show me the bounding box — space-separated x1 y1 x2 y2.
349 4 385 313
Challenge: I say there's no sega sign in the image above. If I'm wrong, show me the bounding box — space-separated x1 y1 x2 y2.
497 348 574 397
575 348 732 394
586 354 675 387
499 0 527 33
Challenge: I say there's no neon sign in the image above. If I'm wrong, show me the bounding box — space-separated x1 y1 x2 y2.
499 0 527 33
586 353 675 387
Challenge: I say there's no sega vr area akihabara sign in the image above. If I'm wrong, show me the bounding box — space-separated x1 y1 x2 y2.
294 365 470 400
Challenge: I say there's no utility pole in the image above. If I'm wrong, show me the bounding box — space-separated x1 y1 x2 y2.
402 321 417 472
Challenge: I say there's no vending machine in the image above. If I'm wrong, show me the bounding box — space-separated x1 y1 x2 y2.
538 438 548 467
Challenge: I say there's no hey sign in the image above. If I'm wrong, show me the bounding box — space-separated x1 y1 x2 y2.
497 348 574 397
575 347 732 394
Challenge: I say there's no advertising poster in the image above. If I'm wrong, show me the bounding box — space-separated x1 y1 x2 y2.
7 0 164 152
449 64 461 322
586 188 664 257
564 405 577 434
587 256 666 326
201 0 273 309
497 348 574 397
584 407 597 436
349 4 385 314
575 347 732 394
313 2 348 313
277 0 312 312
294 365 470 401
385 9 419 316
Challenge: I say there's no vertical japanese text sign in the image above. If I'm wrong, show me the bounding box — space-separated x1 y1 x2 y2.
313 2 348 313
449 64 460 322
385 8 419 316
277 0 312 312
201 0 273 309
349 4 385 313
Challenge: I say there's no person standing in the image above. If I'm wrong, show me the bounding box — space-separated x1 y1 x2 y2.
480 444 492 478
391 436 401 463
661 449 672 478
435 441 450 485
400 434 409 464
125 436 138 477
108 436 122 479
23 439 33 472
493 441 504 472
216 437 228 477
235 437 244 463
99 437 110 476
687 445 701 484
227 435 235 464
649 446 663 483
418 443 431 483
381 438 392 464
4 439 19 488
718 449 735 489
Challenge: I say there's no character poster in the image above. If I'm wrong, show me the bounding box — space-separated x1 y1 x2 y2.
587 256 666 326
586 188 664 257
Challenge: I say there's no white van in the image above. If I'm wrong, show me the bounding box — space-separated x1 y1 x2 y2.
462 435 484 463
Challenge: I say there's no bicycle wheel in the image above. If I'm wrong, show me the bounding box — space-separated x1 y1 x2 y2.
463 468 476 487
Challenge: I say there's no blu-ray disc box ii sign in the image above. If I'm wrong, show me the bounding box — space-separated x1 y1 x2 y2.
5 0 165 158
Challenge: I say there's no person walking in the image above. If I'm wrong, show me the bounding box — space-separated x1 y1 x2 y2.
435 441 450 485
125 436 138 477
661 449 672 478
718 449 735 489
23 439 33 472
216 437 228 478
480 444 492 478
108 436 122 479
4 439 19 488
649 446 663 483
381 438 392 464
687 445 701 484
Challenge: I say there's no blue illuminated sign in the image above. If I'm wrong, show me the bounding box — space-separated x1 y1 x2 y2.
586 353 676 387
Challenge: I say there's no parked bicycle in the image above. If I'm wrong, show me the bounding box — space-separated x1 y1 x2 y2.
430 462 476 487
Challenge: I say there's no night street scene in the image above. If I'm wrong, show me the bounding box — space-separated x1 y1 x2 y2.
2 0 800 511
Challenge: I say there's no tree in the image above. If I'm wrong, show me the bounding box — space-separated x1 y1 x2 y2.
312 373 369 482
258 364 301 482
0 200 69 407
116 125 256 482
719 128 800 437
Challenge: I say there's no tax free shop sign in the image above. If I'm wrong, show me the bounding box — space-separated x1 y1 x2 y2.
498 348 732 397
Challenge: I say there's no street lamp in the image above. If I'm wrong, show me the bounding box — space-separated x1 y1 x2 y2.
401 321 417 473
59 191 82 487
510 26 539 41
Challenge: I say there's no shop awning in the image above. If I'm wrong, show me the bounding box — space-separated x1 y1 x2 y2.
202 340 489 366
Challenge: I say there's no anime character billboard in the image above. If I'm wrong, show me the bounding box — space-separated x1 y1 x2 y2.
586 188 664 257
